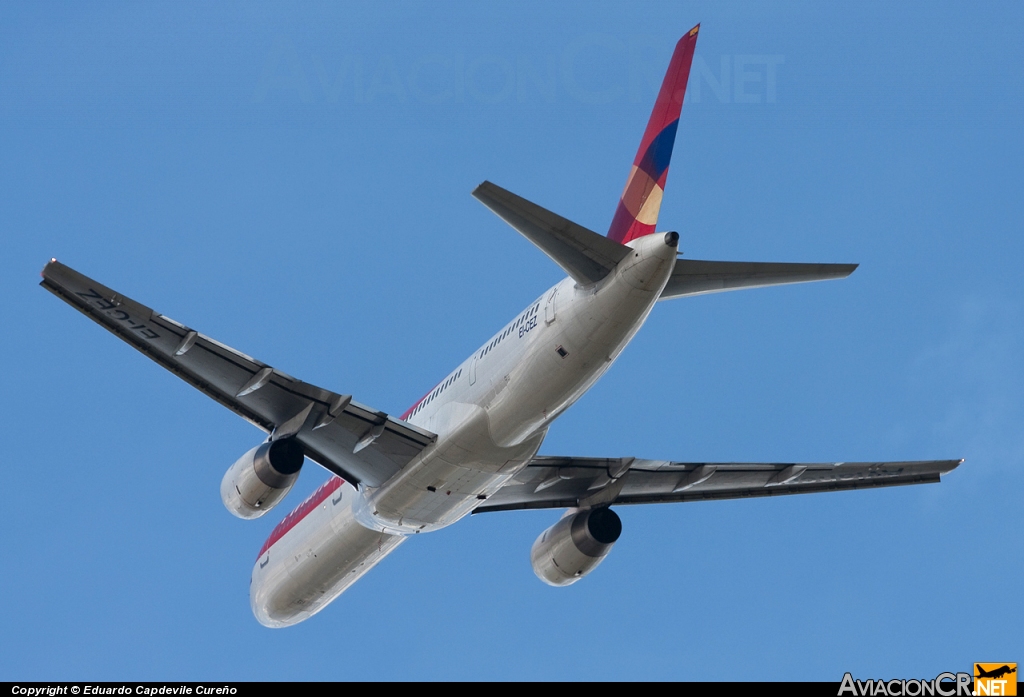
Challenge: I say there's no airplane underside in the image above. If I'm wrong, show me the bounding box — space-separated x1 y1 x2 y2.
251 232 680 627
40 24 960 630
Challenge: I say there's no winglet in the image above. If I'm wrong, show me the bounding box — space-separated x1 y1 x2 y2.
607 25 699 244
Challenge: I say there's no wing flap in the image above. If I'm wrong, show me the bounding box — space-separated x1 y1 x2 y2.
475 457 962 513
41 259 435 487
473 181 631 285
660 259 858 300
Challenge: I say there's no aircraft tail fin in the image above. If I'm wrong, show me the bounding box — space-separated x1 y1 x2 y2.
607 24 699 245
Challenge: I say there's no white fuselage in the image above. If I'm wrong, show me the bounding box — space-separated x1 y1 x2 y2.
251 233 678 627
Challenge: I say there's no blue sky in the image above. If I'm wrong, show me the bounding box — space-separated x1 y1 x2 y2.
1 1 1021 681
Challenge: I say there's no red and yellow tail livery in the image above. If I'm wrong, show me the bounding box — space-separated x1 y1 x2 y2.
607 24 699 244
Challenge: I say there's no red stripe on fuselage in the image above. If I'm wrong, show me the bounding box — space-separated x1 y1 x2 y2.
257 476 343 560
400 393 428 420
400 378 445 420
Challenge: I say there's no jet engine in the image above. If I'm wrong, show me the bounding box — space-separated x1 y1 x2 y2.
530 507 621 586
220 438 305 519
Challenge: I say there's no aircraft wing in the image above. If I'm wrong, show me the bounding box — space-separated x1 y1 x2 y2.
475 457 962 513
660 259 858 299
40 260 436 488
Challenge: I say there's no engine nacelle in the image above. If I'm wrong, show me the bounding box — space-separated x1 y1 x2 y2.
530 507 622 586
220 439 304 519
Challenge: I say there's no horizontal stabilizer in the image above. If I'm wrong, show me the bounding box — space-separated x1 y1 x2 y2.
660 259 858 300
473 181 631 285
476 457 962 513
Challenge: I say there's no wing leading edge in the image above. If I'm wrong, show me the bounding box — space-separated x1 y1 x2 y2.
475 457 963 513
40 259 436 487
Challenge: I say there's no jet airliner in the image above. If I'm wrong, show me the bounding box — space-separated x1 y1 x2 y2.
41 26 961 628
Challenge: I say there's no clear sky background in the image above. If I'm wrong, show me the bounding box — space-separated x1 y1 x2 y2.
2 1 1021 681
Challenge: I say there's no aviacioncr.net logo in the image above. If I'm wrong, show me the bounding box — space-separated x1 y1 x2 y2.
974 664 1017 696
838 672 972 697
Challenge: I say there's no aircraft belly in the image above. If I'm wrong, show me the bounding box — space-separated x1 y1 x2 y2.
251 483 403 628
248 236 680 624
364 418 545 531
486 264 668 446
262 237 677 566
